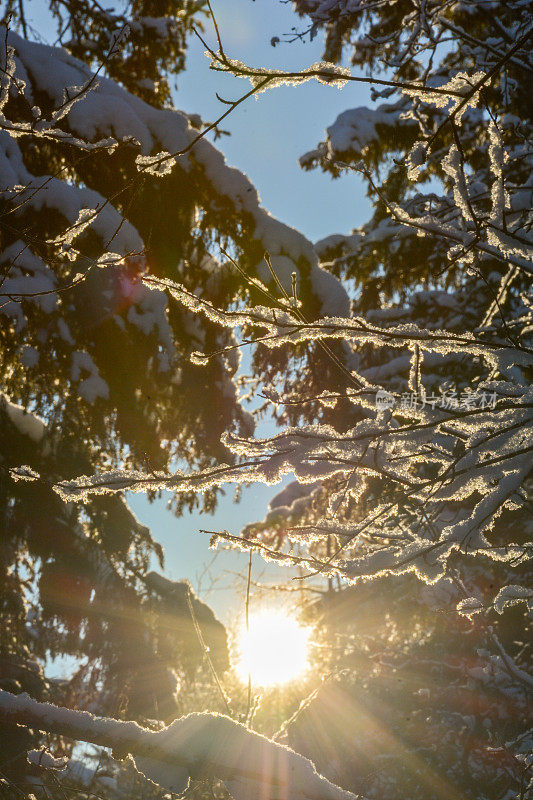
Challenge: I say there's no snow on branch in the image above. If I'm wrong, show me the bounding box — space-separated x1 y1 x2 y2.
49 390 532 584
203 38 468 99
0 690 359 800
2 26 354 321
43 261 532 587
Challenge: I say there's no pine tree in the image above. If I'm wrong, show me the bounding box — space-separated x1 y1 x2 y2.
0 0 343 785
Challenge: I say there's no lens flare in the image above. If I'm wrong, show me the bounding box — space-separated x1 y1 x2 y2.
235 611 311 687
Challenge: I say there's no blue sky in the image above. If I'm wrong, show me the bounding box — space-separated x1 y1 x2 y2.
28 0 372 619
171 0 372 240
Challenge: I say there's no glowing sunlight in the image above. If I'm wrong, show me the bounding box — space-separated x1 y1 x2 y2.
235 611 311 687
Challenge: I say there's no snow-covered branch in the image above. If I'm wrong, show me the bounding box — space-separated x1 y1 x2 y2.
0 690 359 800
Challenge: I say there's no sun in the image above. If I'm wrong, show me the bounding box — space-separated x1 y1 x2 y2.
235 610 311 687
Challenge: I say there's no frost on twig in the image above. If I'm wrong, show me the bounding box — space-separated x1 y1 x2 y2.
207 50 351 93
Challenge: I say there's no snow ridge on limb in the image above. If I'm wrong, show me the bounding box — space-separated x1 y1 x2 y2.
0 690 359 800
